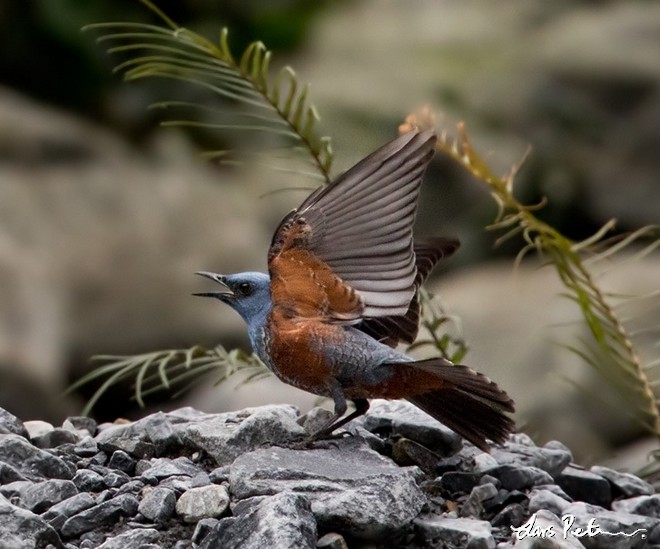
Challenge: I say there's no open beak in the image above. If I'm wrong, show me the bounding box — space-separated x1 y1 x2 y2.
193 271 234 299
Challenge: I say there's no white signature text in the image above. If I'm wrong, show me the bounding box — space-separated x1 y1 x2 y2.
511 513 647 541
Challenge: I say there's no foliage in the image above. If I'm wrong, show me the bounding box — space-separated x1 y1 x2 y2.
420 115 660 437
84 0 333 180
67 346 269 417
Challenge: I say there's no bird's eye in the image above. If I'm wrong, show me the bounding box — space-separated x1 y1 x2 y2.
237 282 252 296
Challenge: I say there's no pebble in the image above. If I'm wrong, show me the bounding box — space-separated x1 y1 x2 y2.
61 494 139 538
591 465 655 497
20 479 78 513
138 486 176 522
414 516 495 549
175 484 230 522
556 465 612 508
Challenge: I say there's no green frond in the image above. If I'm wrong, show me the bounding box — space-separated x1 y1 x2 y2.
84 0 333 182
70 345 270 416
436 120 660 437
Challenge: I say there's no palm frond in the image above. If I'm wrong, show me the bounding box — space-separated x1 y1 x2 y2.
424 117 660 436
66 345 269 416
84 0 333 181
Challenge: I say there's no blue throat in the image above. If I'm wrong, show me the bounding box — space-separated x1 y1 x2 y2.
244 297 272 356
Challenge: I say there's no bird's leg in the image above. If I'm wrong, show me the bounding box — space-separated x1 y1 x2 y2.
307 398 370 442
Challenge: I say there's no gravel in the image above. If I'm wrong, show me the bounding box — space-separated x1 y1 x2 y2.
0 400 658 548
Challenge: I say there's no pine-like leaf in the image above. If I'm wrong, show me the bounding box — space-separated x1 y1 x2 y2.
84 0 333 181
422 115 660 438
66 345 269 416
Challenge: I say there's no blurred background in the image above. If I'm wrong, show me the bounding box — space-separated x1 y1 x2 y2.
1 0 659 464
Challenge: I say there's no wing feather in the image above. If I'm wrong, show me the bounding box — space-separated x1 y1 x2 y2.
357 237 460 346
268 130 437 321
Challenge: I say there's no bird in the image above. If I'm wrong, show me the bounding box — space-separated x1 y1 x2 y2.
194 129 515 451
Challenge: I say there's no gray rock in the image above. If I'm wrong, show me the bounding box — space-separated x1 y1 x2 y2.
528 488 572 516
157 472 210 494
209 465 231 484
536 483 571 500
115 479 144 497
352 426 390 454
298 406 335 435
0 434 74 480
95 489 115 505
0 462 26 483
414 516 495 549
510 433 538 447
360 399 463 455
60 494 139 538
96 434 155 460
231 495 271 517
230 439 425 538
0 407 28 438
103 470 130 488
175 484 230 522
134 459 152 476
24 420 54 440
493 465 555 491
491 443 572 477
0 493 64 549
96 528 160 549
590 465 654 498
73 436 99 458
139 456 203 483
197 492 317 549
20 479 78 513
108 412 183 456
72 469 104 492
612 494 660 519
32 428 81 449
492 503 526 529
63 417 97 437
473 453 500 473
440 471 483 495
556 466 612 508
107 450 135 475
41 492 96 529
94 409 207 460
182 405 306 466
543 440 573 455
317 532 349 549
0 480 36 502
82 451 107 467
460 483 499 518
392 437 444 475
138 486 176 523
191 518 220 545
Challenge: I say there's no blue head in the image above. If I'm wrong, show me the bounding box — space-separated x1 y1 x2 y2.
194 271 272 336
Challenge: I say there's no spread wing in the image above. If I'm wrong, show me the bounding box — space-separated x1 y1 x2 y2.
267 129 437 322
357 237 460 346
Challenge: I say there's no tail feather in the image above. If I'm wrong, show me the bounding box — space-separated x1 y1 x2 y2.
414 360 515 410
401 359 515 452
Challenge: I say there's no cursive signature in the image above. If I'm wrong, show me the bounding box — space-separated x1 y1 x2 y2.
511 513 648 541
